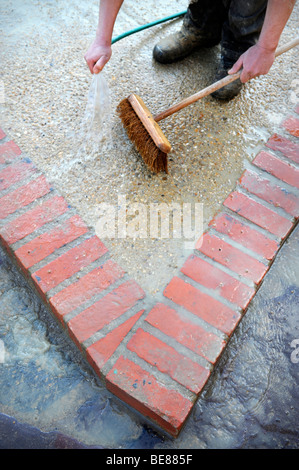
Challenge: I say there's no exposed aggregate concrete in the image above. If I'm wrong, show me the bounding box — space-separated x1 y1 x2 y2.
1 0 298 295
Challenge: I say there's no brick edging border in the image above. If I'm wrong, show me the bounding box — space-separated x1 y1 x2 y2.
1 107 298 437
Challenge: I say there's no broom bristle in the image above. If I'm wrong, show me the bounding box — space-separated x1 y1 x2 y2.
117 98 168 174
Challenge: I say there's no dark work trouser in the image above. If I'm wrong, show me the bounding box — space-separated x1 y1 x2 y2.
185 0 267 65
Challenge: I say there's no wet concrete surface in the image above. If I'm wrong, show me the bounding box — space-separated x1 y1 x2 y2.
1 0 299 295
0 224 298 449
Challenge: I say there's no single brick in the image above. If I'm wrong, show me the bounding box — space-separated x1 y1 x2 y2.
266 134 299 164
0 129 6 140
209 212 279 260
127 328 210 395
282 116 299 137
0 176 51 220
0 196 69 246
164 276 241 336
0 140 21 164
86 310 144 377
106 355 194 437
145 303 226 364
32 235 107 295
14 215 88 269
67 280 145 346
239 169 299 218
49 259 125 322
181 254 255 310
253 150 299 189
196 232 268 284
223 191 293 239
0 159 37 192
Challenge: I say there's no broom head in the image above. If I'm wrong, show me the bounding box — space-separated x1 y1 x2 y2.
117 94 171 174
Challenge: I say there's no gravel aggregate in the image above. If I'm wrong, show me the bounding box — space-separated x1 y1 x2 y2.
1 0 298 295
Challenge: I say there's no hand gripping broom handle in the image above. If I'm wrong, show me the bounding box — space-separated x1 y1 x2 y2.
154 37 299 122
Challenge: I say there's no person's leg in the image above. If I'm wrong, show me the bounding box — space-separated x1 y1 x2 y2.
153 0 226 64
212 0 267 100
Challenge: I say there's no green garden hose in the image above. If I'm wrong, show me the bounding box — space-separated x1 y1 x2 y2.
111 10 187 45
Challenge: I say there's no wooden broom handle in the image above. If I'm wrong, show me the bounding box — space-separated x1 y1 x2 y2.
154 37 299 122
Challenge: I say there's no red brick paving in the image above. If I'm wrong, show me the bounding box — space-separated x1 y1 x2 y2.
0 140 21 164
223 190 293 238
266 134 299 164
0 159 37 192
14 215 88 269
0 195 69 246
0 105 298 437
181 254 255 310
32 235 107 295
127 327 210 394
164 276 241 336
209 212 280 260
196 231 268 284
67 280 145 347
49 259 125 322
0 176 52 220
253 150 299 189
239 169 299 218
145 302 226 364
106 355 194 437
86 310 144 378
282 116 299 137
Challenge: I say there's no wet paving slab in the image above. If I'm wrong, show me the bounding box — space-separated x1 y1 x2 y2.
0 224 298 449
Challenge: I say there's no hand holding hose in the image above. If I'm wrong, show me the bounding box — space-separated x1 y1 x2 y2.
84 39 112 74
84 1 186 74
84 0 124 74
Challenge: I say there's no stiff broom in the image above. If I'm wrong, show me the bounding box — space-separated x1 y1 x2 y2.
117 37 299 174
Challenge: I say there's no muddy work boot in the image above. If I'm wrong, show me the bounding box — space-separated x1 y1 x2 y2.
153 20 220 64
211 57 243 101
